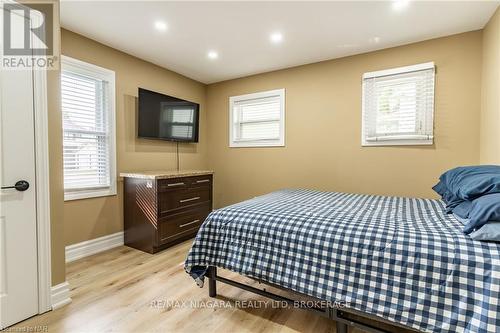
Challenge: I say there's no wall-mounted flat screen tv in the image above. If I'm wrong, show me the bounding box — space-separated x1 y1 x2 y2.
138 88 199 142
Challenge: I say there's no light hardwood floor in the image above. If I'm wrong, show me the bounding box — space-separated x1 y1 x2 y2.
12 240 365 333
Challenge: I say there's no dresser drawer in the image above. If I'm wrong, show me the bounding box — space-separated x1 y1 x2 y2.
158 207 210 244
157 178 189 191
158 186 211 215
187 175 212 187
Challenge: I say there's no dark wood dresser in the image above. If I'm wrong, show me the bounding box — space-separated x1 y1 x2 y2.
121 170 213 254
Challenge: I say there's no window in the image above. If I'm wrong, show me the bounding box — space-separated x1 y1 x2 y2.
61 56 116 201
362 62 435 146
229 89 285 147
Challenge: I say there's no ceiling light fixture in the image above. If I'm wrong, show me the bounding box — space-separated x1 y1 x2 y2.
270 32 283 44
154 21 168 32
207 50 219 60
392 0 410 11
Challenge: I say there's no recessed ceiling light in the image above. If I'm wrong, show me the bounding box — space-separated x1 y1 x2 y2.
207 50 219 60
154 21 168 32
392 0 410 11
270 32 283 44
369 37 381 44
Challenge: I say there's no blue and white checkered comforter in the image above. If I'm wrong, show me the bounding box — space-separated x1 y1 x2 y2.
184 189 500 333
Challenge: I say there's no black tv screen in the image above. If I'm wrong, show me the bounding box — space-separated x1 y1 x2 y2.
138 88 199 142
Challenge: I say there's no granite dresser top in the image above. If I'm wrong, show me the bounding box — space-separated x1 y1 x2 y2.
119 170 213 180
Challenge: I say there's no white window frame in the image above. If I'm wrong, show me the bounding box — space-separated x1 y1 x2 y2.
361 62 435 147
229 89 285 148
61 55 117 201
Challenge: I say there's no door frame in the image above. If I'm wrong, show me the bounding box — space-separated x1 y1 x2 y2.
33 62 52 314
31 10 52 314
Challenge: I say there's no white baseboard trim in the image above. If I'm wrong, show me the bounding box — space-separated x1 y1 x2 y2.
65 231 124 263
51 282 71 310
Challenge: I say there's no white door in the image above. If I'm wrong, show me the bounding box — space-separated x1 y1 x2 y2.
0 5 39 329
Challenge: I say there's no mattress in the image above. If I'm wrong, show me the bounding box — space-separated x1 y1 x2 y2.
184 189 500 332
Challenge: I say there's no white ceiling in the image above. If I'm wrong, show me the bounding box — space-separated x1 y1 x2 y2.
61 1 499 84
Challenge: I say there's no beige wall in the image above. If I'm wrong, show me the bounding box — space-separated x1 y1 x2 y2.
480 8 500 164
61 29 207 246
206 32 483 208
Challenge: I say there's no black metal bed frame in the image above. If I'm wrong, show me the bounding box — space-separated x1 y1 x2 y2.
206 267 419 333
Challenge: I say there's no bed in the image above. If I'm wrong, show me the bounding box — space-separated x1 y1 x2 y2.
184 189 500 333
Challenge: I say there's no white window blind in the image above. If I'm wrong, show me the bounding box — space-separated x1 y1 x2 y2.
362 62 435 146
61 56 116 201
229 89 285 147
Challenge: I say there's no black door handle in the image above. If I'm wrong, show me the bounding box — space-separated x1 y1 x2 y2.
1 180 29 191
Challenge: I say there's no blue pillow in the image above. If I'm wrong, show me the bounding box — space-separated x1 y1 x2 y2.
452 201 472 219
438 165 500 201
443 191 464 211
470 222 500 242
463 193 500 234
453 214 468 225
432 180 464 210
432 181 447 197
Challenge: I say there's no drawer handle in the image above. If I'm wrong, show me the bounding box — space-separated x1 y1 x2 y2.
179 196 200 203
196 179 210 183
179 219 200 228
167 182 185 187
